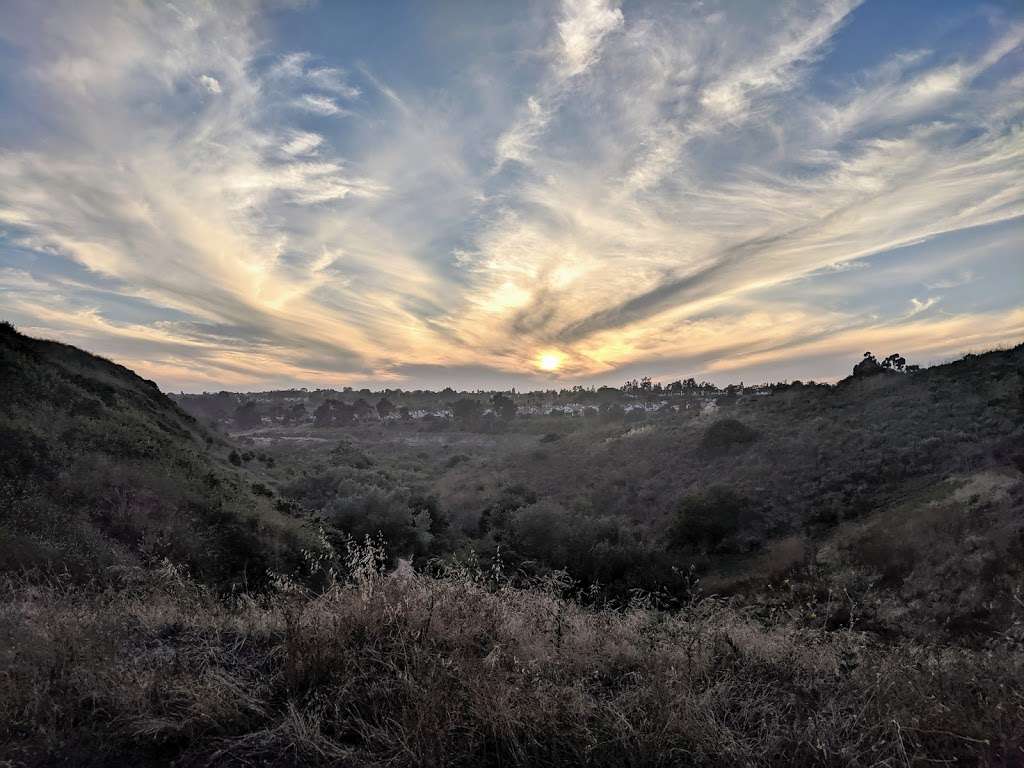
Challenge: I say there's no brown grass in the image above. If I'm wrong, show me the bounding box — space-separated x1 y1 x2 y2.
1 546 1021 767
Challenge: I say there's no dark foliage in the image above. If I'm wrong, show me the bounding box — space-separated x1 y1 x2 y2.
699 417 759 453
0 322 313 590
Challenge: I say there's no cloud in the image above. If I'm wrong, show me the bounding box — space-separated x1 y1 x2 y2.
557 0 624 78
294 94 349 116
198 74 222 94
699 0 858 120
494 0 623 169
306 66 361 99
815 26 1024 139
271 52 361 99
907 296 940 317
925 271 975 290
0 0 1021 391
494 96 550 166
280 130 324 157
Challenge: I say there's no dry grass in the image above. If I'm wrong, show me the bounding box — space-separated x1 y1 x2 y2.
1 544 1021 767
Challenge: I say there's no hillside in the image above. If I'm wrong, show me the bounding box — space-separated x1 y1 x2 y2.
435 345 1024 634
1 327 1022 766
488 345 1024 531
216 344 1024 638
0 322 312 588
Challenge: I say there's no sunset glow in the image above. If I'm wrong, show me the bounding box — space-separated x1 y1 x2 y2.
538 352 564 373
0 1 1020 391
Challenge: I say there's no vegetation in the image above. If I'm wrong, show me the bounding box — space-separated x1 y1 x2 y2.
2 543 1020 767
0 322 314 590
1 321 1022 765
698 417 758 454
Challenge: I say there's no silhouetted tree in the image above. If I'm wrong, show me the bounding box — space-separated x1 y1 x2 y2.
490 392 517 421
853 352 883 377
376 397 395 420
881 353 907 372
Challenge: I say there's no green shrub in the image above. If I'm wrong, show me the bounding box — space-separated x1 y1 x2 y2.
700 418 758 453
670 486 752 551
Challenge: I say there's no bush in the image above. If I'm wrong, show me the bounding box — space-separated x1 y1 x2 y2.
700 418 758 453
670 486 753 551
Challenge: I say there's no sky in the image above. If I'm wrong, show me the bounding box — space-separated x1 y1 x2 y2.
0 0 1022 392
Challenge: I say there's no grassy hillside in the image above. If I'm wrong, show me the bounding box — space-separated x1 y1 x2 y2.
1 326 1021 765
0 322 313 588
2 543 1020 767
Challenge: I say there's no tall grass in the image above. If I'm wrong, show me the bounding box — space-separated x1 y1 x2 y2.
1 545 1020 766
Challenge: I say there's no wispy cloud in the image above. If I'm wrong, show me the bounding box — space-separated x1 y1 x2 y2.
925 271 975 290
280 131 324 157
294 94 349 116
494 0 623 169
556 0 624 78
272 52 361 99
0 0 1020 390
907 296 940 317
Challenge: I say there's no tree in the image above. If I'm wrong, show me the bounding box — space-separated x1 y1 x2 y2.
600 402 624 421
853 352 883 377
288 403 307 423
451 398 483 428
353 398 375 420
700 418 758 453
233 401 261 430
670 487 751 552
854 352 908 377
314 399 352 427
881 353 907 372
490 392 517 421
313 400 332 427
376 397 395 420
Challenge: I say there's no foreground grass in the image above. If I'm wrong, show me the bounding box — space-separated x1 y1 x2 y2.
1 553 1021 767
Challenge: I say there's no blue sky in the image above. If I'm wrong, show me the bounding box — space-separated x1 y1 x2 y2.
0 0 1021 392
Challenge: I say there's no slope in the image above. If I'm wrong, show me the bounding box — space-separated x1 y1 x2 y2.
0 322 311 588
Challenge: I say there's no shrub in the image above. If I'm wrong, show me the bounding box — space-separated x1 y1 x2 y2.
670 486 753 551
700 418 758 453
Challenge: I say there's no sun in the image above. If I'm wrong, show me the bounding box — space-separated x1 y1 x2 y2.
538 352 562 372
